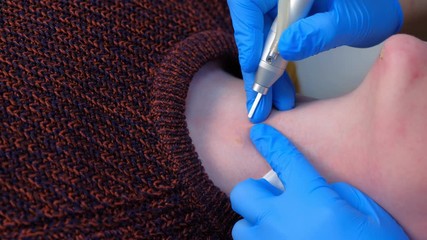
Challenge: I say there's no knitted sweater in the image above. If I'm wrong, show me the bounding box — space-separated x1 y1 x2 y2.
0 1 240 238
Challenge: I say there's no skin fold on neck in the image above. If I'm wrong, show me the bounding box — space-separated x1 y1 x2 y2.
185 60 375 196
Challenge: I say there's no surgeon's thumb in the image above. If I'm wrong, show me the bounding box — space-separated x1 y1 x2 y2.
279 11 339 61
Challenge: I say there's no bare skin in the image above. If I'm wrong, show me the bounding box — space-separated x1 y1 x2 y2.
185 34 427 239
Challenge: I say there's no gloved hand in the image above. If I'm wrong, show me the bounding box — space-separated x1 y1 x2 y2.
228 0 296 123
230 124 409 240
227 0 403 122
279 0 403 61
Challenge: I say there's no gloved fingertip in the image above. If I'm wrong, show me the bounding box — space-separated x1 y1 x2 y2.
249 124 279 145
274 97 295 111
246 91 273 123
250 124 325 189
249 123 267 139
272 74 295 111
249 124 291 172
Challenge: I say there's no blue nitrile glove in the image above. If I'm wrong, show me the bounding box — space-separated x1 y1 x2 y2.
279 0 403 61
227 0 403 122
230 124 409 240
228 0 296 123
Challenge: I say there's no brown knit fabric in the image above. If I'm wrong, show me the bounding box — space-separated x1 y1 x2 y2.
0 1 240 238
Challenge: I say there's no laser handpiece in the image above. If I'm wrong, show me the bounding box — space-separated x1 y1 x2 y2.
248 0 315 119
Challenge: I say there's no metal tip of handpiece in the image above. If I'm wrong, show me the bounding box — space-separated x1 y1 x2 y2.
248 93 263 119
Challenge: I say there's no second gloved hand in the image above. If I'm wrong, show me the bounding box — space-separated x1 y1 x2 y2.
230 124 409 240
279 0 404 61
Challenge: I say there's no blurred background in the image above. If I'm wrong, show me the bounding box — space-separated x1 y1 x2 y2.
295 43 383 99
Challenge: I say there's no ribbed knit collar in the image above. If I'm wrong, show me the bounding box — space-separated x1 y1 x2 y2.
150 30 239 235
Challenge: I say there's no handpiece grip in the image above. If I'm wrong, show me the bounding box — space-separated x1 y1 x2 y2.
253 0 315 95
253 19 288 95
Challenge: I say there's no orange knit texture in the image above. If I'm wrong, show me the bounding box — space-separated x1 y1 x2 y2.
0 1 240 238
